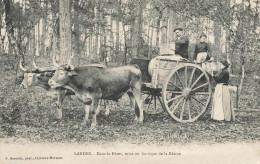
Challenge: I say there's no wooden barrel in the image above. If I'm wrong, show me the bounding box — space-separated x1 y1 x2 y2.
148 55 188 88
148 55 186 76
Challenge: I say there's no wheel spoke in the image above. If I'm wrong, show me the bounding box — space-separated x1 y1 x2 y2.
176 71 184 89
188 67 196 87
191 96 206 107
187 99 191 120
170 97 184 113
154 95 157 110
157 95 164 107
144 91 165 115
189 100 200 114
192 82 209 92
167 94 183 105
147 95 154 109
190 73 205 89
184 66 187 87
166 90 183 94
180 99 186 120
144 94 151 102
168 81 183 91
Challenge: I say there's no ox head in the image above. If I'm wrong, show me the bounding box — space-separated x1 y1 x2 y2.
19 58 55 89
48 66 77 89
49 56 76 88
21 72 42 89
49 54 78 88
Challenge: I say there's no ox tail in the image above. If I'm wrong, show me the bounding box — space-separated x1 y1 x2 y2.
134 64 142 80
130 64 142 80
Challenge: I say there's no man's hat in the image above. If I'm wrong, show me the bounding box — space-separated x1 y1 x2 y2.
200 33 207 38
174 27 184 32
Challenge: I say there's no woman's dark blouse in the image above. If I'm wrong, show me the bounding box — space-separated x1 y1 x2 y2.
193 42 211 60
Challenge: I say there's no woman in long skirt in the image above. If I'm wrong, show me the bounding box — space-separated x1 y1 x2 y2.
211 61 236 121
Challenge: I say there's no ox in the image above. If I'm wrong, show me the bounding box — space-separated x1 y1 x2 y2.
48 63 144 131
19 59 74 119
20 57 110 119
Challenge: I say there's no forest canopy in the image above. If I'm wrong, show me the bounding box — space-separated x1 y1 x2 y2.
0 0 259 74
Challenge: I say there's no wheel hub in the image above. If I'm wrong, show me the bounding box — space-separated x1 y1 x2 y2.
182 88 191 98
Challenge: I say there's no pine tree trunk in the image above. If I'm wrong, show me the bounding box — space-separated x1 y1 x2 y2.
94 3 100 61
225 0 231 73
147 20 150 58
59 0 72 65
4 0 15 55
74 1 80 65
41 18 46 56
214 21 221 60
254 0 259 31
148 26 154 59
115 1 120 62
155 11 162 47
133 1 142 58
109 15 114 62
30 26 35 56
89 31 92 60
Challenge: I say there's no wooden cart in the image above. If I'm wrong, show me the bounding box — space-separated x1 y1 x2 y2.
131 55 224 123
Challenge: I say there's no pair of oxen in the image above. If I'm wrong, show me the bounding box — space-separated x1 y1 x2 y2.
20 57 144 131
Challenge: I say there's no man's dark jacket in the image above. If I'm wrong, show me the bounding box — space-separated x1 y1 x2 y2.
175 35 189 59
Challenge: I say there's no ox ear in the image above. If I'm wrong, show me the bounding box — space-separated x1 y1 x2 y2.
68 71 78 76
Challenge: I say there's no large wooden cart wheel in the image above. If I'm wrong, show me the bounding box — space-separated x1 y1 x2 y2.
162 63 212 122
142 87 165 115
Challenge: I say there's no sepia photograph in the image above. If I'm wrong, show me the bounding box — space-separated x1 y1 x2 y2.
0 0 259 163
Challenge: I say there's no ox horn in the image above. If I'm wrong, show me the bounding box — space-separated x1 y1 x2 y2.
52 55 60 67
19 59 27 71
67 53 75 70
33 56 55 72
32 57 39 69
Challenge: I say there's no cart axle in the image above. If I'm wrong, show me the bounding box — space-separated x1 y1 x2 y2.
182 88 192 98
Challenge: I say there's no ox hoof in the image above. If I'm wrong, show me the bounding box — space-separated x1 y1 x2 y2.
139 120 144 124
55 114 62 120
134 117 143 124
56 121 64 127
81 120 89 126
89 124 96 132
52 117 62 122
134 116 139 122
105 111 110 116
139 117 144 123
57 116 62 120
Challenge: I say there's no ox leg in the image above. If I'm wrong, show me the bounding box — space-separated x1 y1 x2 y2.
96 101 101 116
127 92 138 121
104 100 110 116
132 87 144 123
55 90 65 120
54 98 62 119
97 99 109 116
56 104 62 120
89 98 100 131
127 93 135 108
82 105 91 125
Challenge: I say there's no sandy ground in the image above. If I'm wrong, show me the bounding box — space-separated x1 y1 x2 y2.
0 140 259 164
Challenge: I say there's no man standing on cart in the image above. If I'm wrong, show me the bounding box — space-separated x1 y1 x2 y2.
174 27 189 59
